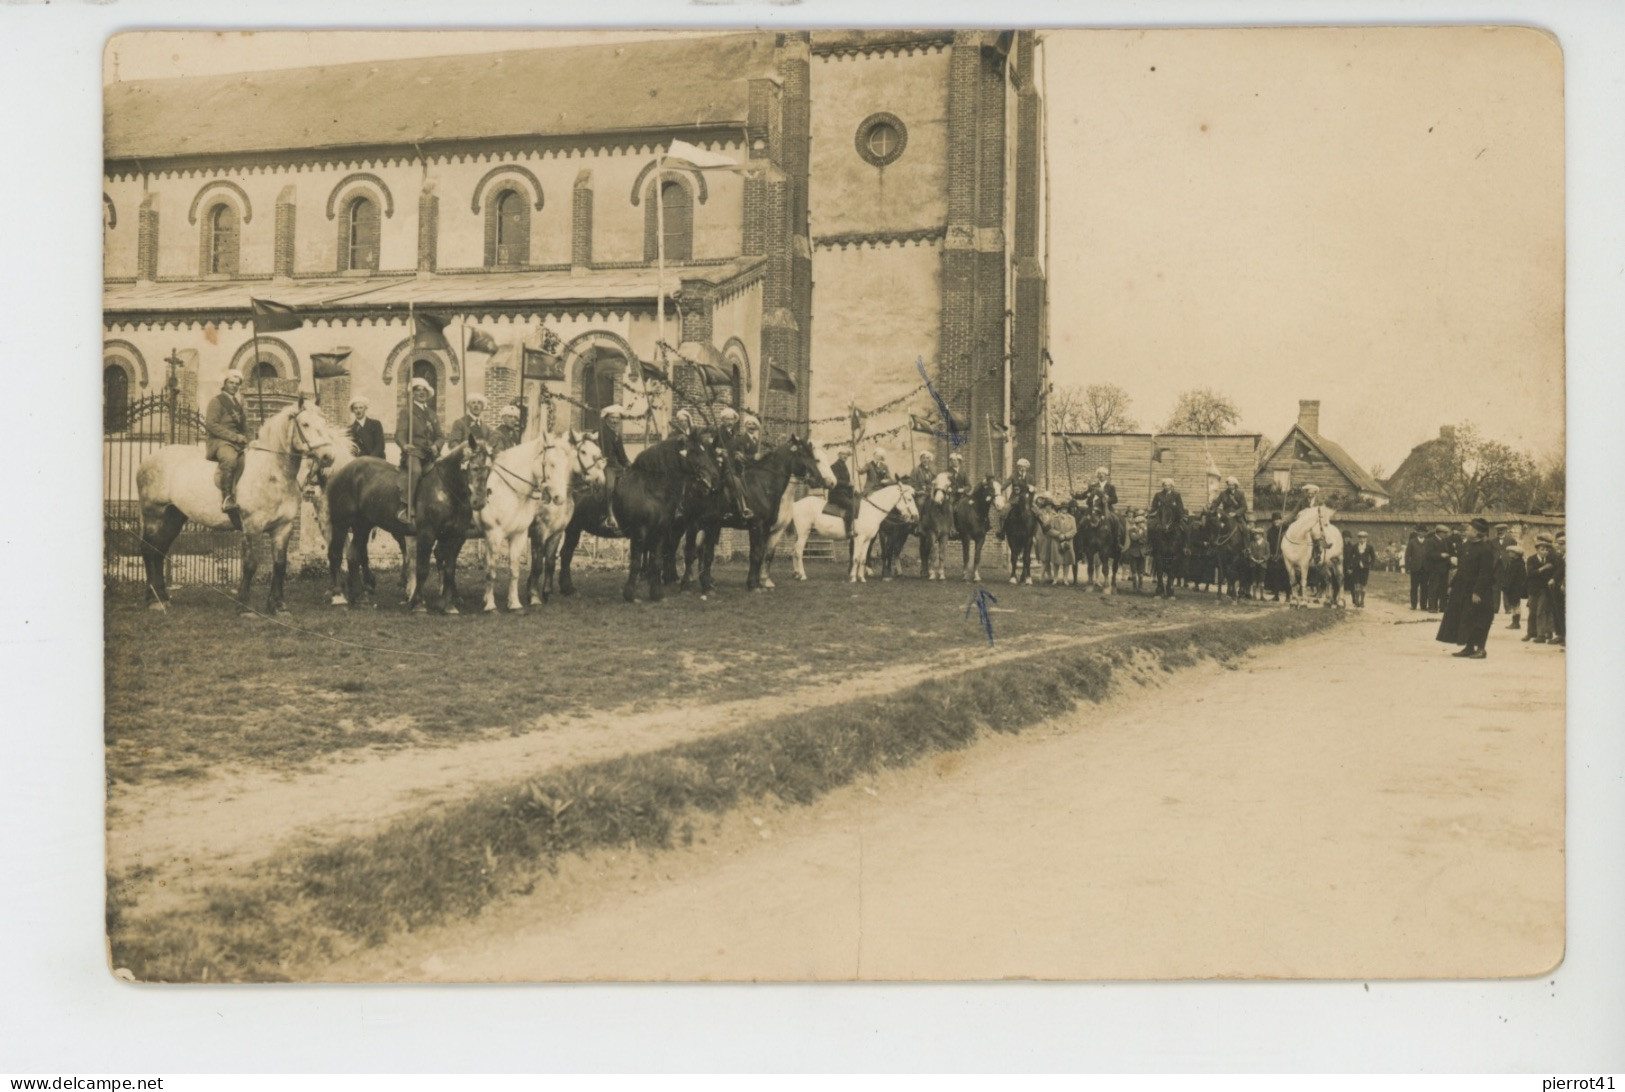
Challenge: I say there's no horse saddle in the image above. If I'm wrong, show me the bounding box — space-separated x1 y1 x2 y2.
821 499 846 520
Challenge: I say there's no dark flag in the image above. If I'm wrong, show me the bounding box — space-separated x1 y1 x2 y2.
466 328 499 355
310 350 351 379
250 297 303 333
639 359 668 384
412 312 451 352
767 364 798 394
694 363 733 387
522 346 565 381
849 406 866 434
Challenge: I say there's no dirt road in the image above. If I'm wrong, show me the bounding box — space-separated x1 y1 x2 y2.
336 598 1565 981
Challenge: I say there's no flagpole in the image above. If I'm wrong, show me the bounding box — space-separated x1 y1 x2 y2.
459 316 468 424
406 302 414 523
654 151 667 430
251 321 266 428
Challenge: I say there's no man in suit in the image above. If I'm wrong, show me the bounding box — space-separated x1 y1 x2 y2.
444 392 492 453
1404 523 1428 609
1436 517 1497 658
395 377 442 525
1081 466 1119 516
713 406 754 521
1213 475 1247 517
861 448 895 494
907 451 936 493
1344 530 1376 608
1495 541 1526 630
1422 524 1453 612
1265 511 1287 600
1148 477 1185 527
1551 530 1566 646
347 396 386 460
204 371 251 512
828 449 857 539
491 404 524 454
944 452 971 501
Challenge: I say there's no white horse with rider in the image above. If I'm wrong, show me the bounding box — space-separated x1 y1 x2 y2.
475 431 605 612
789 478 919 583
1280 497 1344 608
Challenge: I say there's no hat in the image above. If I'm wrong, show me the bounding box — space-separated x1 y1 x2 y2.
222 370 244 386
1016 458 1030 469
717 406 739 422
1494 523 1509 532
1555 530 1566 540
1414 523 1428 532
409 377 433 394
919 452 934 461
949 452 964 462
1435 524 1450 533
1471 517 1491 533
1504 542 1523 554
1535 533 1554 545
1356 531 1369 538
1096 467 1109 476
348 396 369 410
1161 478 1174 487
498 405 521 420
1226 476 1238 487
467 392 487 407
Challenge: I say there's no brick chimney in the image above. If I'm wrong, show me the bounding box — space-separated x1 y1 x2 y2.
1297 399 1321 435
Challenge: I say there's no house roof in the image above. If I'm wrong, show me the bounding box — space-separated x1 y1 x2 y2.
104 32 777 161
103 262 761 317
1260 425 1390 496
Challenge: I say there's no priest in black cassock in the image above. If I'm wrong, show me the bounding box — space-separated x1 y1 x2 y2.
1436 517 1498 659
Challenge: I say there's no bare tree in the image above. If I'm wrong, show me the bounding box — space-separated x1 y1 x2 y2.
1048 384 1089 432
1388 421 1540 513
1079 383 1138 432
1162 387 1242 434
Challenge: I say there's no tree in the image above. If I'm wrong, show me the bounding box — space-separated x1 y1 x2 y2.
1388 421 1540 513
1079 383 1138 432
1162 387 1242 434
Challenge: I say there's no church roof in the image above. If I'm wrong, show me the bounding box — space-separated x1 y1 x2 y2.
103 262 762 319
105 33 777 161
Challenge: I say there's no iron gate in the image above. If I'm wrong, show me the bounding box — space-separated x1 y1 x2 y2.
104 394 243 586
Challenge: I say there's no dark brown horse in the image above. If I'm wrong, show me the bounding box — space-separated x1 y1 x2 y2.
611 437 720 603
947 477 999 582
677 436 833 594
1075 505 1128 594
322 442 491 613
1001 488 1040 585
1148 505 1185 599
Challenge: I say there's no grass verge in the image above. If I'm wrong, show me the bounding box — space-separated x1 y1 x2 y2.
109 607 1342 981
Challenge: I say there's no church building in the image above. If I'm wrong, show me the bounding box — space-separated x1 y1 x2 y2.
103 30 1049 479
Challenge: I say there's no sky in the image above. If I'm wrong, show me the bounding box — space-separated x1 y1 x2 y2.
105 27 1566 475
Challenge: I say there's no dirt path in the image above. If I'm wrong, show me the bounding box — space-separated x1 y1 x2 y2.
333 599 1565 981
108 616 1235 900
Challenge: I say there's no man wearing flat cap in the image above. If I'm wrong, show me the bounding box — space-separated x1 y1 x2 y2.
395 377 442 525
204 370 251 513
1495 539 1526 630
1404 523 1428 610
346 396 386 460
1344 530 1376 608
1436 517 1497 658
1421 523 1454 612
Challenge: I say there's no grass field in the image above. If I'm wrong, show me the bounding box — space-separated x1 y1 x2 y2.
106 604 1343 981
105 556 1254 784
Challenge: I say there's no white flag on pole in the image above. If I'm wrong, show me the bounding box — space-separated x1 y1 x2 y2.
665 139 742 171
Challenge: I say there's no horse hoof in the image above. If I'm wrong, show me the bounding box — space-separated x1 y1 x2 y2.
1009 577 1018 585
147 601 167 613
330 595 347 608
445 606 460 616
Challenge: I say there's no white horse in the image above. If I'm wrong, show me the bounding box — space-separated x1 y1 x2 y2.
1281 504 1344 608
755 443 837 590
135 399 343 614
475 433 602 612
790 481 919 583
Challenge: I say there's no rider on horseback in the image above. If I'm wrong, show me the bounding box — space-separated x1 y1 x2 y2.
395 377 443 526
491 404 524 454
1212 476 1248 521
1080 466 1117 517
204 370 250 513
444 391 492 454
945 452 971 501
714 406 755 522
1148 477 1186 526
828 448 858 539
